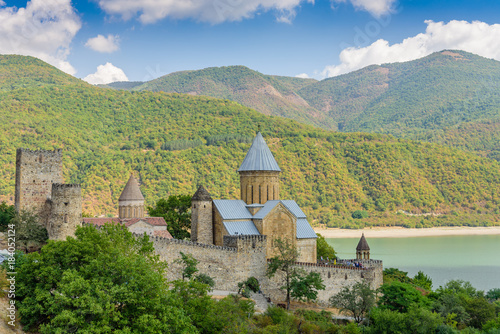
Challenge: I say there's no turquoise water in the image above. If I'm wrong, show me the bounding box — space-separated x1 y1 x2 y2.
327 235 500 291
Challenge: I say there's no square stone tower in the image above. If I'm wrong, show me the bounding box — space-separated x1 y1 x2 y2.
14 148 63 215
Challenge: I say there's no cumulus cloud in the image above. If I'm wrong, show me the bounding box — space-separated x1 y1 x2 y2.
95 0 314 24
0 0 81 75
322 20 500 78
295 73 310 78
331 0 396 17
83 63 129 85
85 34 120 53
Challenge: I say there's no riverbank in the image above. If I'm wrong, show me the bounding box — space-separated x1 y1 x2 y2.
314 226 500 238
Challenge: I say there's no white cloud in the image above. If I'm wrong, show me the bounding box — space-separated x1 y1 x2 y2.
295 73 310 78
85 34 120 53
331 0 396 17
322 20 500 78
95 0 314 24
83 62 129 85
0 0 81 75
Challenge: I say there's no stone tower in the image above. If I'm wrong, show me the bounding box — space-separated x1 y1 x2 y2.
191 185 213 244
14 148 63 215
238 132 281 205
47 184 82 240
356 233 370 260
118 175 145 219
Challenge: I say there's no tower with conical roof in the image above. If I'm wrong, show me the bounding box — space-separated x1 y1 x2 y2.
238 132 281 205
118 175 145 219
356 233 370 260
191 185 213 244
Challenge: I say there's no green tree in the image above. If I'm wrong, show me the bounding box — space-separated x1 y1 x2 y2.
379 281 430 313
413 270 433 291
316 233 336 261
12 210 48 252
329 281 377 323
15 223 196 333
290 271 325 303
0 201 15 231
148 195 191 239
266 237 299 310
176 252 199 280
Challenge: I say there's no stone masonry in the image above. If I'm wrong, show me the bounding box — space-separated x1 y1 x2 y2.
47 184 82 240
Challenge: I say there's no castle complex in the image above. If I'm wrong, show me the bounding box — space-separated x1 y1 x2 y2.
14 132 383 305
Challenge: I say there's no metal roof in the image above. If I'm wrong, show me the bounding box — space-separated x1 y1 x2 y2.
223 221 261 236
238 132 281 172
296 218 317 239
213 200 253 220
252 200 280 219
281 200 307 218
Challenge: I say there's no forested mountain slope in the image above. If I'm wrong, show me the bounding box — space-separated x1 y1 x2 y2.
1 55 499 227
109 51 500 160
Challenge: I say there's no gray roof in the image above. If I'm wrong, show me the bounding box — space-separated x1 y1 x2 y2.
296 218 318 239
281 200 307 218
238 132 281 172
119 175 144 201
356 233 370 251
224 221 261 236
192 185 212 201
213 200 253 220
253 200 280 219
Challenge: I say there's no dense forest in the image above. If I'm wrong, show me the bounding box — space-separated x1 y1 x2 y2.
1 55 500 227
107 50 500 161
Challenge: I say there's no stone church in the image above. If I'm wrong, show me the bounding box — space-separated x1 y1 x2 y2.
191 132 318 263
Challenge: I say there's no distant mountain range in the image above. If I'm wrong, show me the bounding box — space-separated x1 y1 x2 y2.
103 50 500 161
0 54 499 226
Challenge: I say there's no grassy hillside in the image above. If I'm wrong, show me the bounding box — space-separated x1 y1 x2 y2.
0 55 499 227
114 51 500 160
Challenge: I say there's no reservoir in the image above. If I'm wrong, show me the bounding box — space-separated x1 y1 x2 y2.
327 235 500 291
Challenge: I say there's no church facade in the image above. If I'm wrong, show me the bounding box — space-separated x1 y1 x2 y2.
191 132 318 263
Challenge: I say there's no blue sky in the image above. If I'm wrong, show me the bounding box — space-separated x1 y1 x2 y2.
1 0 500 84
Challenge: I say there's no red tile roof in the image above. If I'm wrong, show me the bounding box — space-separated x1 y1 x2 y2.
153 230 173 239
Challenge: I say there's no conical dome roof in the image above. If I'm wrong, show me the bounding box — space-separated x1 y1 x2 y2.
192 185 212 201
238 132 281 172
119 175 145 201
356 233 370 251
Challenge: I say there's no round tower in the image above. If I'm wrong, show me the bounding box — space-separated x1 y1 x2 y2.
238 132 281 205
191 185 213 244
118 175 145 219
356 233 370 260
48 184 82 240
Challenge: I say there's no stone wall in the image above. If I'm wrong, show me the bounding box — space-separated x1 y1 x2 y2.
297 238 317 263
48 183 82 240
14 148 63 214
239 171 280 205
191 199 213 244
127 221 166 235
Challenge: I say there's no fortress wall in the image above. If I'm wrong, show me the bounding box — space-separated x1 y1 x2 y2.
262 259 384 306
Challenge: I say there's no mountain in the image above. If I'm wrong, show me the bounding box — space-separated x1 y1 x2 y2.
112 51 500 160
105 65 327 128
1 54 499 228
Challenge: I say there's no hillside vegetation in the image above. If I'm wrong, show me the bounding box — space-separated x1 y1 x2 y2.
0 55 499 227
112 51 500 160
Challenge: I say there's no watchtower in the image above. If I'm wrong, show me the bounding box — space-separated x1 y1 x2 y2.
47 183 82 240
14 148 63 214
238 132 281 205
356 233 370 260
191 185 213 244
118 175 145 219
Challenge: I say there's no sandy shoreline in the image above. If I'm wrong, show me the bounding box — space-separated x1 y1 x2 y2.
314 226 500 239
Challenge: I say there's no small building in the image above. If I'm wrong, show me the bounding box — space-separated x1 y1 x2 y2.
191 132 317 263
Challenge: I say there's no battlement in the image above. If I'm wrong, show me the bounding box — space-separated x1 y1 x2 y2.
52 183 81 190
149 234 238 253
16 148 62 155
223 234 267 249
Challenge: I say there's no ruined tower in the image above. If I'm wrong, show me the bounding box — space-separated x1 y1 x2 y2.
14 148 63 214
238 132 281 205
191 185 213 244
118 175 145 219
356 233 370 260
47 184 82 240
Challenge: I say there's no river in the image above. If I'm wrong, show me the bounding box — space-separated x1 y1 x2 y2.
326 235 500 291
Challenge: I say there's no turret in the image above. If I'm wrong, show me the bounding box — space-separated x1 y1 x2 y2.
238 132 281 205
356 233 370 260
118 175 145 219
47 183 82 240
191 185 213 244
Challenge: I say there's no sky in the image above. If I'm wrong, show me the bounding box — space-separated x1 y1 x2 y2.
1 0 500 84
